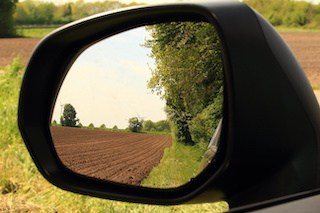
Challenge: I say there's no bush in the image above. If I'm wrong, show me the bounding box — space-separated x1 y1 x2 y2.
128 117 143 132
189 88 223 153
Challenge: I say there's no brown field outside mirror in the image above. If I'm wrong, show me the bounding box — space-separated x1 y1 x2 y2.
50 22 224 188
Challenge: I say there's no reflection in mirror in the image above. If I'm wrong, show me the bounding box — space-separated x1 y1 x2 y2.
50 21 224 188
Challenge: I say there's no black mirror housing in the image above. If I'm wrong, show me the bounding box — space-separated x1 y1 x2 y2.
18 1 320 210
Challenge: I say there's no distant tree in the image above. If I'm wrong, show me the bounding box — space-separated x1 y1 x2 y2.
60 104 79 127
155 120 171 132
112 125 118 130
128 117 143 132
52 120 58 126
88 123 94 128
143 120 155 132
78 123 83 128
100 124 106 129
143 120 171 132
14 0 139 26
0 0 18 37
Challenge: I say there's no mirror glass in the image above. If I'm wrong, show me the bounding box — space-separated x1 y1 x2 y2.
50 21 224 188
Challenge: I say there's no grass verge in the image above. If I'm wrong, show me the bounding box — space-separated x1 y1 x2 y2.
16 27 57 38
142 142 203 188
0 58 228 212
276 26 320 32
141 140 228 211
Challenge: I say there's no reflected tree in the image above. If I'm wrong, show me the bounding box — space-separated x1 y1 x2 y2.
60 103 79 127
146 22 223 147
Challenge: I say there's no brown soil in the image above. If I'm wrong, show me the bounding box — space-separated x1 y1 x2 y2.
51 126 172 186
0 38 40 67
280 32 320 86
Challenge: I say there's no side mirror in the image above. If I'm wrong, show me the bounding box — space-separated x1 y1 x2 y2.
18 1 320 210
50 21 224 189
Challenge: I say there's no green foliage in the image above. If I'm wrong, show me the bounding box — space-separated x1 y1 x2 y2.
128 117 143 132
88 123 95 128
0 0 18 37
51 120 58 126
244 0 320 28
190 88 223 153
142 141 202 188
141 138 228 211
146 22 224 146
100 124 106 129
16 26 56 38
60 103 79 127
14 0 140 26
143 119 171 132
112 125 118 130
0 57 23 146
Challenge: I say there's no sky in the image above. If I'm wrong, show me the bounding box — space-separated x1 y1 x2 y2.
52 26 167 128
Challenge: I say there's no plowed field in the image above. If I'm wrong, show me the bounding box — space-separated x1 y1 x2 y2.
281 32 320 86
51 126 172 186
0 38 40 67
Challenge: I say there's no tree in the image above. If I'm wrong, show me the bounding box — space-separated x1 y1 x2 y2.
112 125 118 130
88 123 94 128
146 22 223 145
154 120 171 132
128 117 143 132
0 0 18 37
100 124 106 129
143 120 171 132
60 104 79 127
143 120 155 132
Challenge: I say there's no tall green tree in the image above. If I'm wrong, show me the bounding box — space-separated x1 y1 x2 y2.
60 104 79 127
0 0 18 37
146 22 223 146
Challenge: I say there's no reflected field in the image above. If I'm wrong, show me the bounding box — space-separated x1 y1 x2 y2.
51 126 172 185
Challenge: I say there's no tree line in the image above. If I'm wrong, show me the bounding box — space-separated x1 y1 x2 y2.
14 0 139 26
13 0 320 28
2 0 320 38
57 104 170 133
244 0 320 28
0 0 140 37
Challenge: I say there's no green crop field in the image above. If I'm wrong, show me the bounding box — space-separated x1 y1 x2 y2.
0 58 228 212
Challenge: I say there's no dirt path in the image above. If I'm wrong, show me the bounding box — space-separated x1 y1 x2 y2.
51 126 172 186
